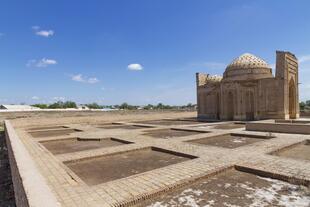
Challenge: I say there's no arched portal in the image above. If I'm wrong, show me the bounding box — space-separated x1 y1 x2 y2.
245 91 254 121
227 92 234 120
289 78 296 119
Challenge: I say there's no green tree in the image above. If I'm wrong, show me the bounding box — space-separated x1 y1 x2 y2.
119 102 129 109
48 101 77 109
48 101 63 109
63 101 77 108
143 104 154 110
300 102 306 110
32 104 48 109
86 102 102 109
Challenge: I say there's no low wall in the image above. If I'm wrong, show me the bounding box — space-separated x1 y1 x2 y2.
275 119 310 124
4 120 60 207
300 111 310 117
0 109 195 123
246 122 310 134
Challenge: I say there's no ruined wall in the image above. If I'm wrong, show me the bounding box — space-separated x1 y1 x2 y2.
275 51 299 119
196 73 222 119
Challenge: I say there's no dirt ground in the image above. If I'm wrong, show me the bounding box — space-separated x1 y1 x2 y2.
143 129 205 139
29 128 80 138
138 169 310 207
41 138 130 154
0 130 16 207
188 134 266 148
276 141 310 161
66 148 192 185
134 119 201 126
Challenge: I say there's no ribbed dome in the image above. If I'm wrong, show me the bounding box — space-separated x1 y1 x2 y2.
226 53 270 70
223 53 272 80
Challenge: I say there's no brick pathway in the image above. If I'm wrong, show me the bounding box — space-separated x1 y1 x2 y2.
6 115 310 207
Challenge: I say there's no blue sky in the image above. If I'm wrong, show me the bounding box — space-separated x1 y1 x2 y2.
1 0 310 105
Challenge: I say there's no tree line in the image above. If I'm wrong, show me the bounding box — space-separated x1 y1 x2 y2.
32 101 196 110
300 100 310 111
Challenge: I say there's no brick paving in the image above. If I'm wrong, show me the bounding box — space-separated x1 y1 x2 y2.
6 114 310 206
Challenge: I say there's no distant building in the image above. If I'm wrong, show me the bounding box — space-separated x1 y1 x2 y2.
196 51 299 121
0 104 40 111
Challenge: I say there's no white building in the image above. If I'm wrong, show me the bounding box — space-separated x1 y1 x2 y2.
0 104 40 111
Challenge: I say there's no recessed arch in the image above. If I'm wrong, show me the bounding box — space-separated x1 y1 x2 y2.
289 78 296 119
227 91 234 120
245 91 254 121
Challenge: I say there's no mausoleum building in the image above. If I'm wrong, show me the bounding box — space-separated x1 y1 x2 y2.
196 51 299 121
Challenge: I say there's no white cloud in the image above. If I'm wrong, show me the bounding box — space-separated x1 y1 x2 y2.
36 30 54 37
71 74 99 84
71 74 84 82
299 55 310 63
31 96 40 100
32 26 54 37
27 58 57 68
128 63 143 71
53 97 65 102
87 77 99 84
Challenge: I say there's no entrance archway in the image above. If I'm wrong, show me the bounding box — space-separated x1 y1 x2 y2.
289 78 296 119
246 91 254 121
227 92 234 120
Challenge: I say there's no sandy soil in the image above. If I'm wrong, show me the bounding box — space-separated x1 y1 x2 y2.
138 169 310 207
66 148 193 185
143 129 205 139
41 138 130 155
189 134 265 149
276 141 310 161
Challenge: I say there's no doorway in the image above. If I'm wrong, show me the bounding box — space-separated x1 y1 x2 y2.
246 91 254 121
216 93 220 120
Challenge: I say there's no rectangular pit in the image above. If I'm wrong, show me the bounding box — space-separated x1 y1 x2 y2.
97 124 152 130
273 140 310 161
246 122 310 134
28 125 68 131
65 147 196 185
137 167 310 207
143 128 207 139
134 119 201 126
29 128 81 138
187 133 273 148
40 137 132 155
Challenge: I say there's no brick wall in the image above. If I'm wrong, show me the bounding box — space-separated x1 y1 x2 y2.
4 121 60 207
